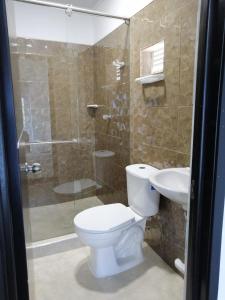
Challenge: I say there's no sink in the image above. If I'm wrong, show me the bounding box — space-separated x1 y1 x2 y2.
149 168 190 210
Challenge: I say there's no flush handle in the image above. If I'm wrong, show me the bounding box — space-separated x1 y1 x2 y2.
21 162 42 174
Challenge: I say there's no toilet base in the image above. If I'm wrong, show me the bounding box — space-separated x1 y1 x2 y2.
88 243 144 278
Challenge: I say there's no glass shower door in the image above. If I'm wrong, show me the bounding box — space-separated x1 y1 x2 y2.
9 5 130 248
10 22 98 244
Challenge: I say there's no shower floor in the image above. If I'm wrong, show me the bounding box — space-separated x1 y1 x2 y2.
29 196 103 242
53 179 102 195
29 243 184 300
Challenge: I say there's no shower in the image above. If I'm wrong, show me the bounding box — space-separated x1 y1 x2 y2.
11 0 130 244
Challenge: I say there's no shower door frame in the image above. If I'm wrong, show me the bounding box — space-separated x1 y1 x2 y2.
0 0 224 300
186 0 225 299
0 0 29 299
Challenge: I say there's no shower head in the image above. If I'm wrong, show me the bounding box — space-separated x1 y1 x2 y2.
112 60 125 69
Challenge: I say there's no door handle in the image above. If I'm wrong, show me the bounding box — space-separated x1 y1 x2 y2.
20 162 42 174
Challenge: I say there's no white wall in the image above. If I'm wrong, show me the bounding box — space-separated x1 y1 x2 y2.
92 0 154 43
14 2 95 45
14 0 154 45
6 0 16 38
218 208 225 300
94 0 154 18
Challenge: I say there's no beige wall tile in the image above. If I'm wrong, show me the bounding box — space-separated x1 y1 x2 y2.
94 24 130 206
130 0 198 272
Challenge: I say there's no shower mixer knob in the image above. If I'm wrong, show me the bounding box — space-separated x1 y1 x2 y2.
21 162 42 174
31 162 42 173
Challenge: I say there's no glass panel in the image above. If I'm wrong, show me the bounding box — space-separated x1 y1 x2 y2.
9 8 130 243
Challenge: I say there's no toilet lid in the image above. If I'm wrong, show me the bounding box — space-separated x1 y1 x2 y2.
74 203 135 233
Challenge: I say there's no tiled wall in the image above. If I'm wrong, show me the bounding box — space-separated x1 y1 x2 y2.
11 39 96 207
93 24 130 205
129 0 198 269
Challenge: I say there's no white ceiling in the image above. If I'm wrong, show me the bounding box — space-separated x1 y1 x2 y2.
49 0 100 8
47 0 154 18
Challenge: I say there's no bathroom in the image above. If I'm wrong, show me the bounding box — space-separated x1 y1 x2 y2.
0 0 214 299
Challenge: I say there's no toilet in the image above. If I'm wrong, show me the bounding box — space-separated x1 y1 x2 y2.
74 164 159 278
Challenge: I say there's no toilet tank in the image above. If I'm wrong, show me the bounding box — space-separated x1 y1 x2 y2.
126 164 159 217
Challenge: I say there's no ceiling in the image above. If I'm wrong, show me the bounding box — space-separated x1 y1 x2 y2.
49 0 100 8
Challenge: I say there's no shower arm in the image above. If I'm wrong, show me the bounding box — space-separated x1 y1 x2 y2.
16 0 130 23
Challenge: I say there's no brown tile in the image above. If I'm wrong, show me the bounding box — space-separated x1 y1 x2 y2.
177 107 193 153
129 0 197 271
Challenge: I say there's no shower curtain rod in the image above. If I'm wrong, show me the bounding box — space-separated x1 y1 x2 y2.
16 0 130 23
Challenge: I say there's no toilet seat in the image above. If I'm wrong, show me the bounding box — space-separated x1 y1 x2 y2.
74 203 136 234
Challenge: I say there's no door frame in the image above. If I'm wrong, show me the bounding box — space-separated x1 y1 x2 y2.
186 0 225 299
0 0 225 300
0 0 29 299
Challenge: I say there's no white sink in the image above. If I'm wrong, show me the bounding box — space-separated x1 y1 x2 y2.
149 168 190 210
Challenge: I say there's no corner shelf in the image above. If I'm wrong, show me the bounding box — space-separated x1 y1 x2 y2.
135 73 165 85
87 104 102 109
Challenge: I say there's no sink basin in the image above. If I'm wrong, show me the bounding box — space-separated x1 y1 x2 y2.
149 168 190 210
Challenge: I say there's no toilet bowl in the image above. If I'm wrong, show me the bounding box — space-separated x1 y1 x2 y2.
74 164 159 278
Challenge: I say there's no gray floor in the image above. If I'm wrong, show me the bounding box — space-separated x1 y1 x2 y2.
29 196 103 241
29 243 184 300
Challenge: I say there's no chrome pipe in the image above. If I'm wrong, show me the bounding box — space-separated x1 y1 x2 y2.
19 139 79 146
16 0 130 23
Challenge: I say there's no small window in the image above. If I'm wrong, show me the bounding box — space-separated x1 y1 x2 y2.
140 40 164 76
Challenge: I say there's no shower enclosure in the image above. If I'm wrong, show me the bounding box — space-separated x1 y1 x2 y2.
10 1 130 243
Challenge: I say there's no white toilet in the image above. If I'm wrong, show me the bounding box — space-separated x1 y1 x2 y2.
74 164 159 278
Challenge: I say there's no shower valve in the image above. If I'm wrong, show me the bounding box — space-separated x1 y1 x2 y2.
21 162 42 174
